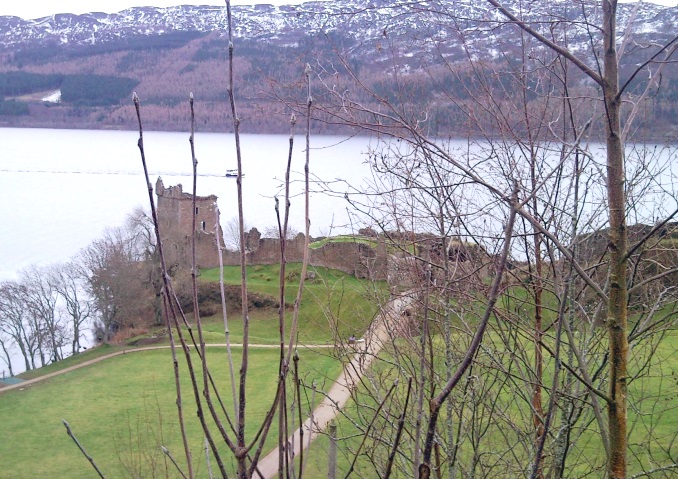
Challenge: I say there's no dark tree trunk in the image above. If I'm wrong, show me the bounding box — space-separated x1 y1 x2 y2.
601 2 629 477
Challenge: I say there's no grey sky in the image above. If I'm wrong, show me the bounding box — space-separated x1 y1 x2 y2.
0 0 676 21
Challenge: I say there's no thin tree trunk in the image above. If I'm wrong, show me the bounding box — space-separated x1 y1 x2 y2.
72 323 80 355
0 340 14 377
413 277 428 479
530 162 545 478
215 206 239 417
482 2 630 474
328 422 337 479
602 2 628 477
134 93 235 479
19 341 31 372
224 3 250 475
276 115 296 479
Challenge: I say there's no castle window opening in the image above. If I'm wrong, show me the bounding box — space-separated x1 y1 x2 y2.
201 221 206 231
195 207 199 215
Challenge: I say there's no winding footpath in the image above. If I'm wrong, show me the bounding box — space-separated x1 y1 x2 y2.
0 345 169 394
0 344 333 395
0 292 413 479
256 292 413 478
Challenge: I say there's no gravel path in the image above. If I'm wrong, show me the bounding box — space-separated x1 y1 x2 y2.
0 343 333 395
255 293 413 478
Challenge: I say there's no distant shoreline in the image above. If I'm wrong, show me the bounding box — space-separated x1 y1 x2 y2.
1 121 676 145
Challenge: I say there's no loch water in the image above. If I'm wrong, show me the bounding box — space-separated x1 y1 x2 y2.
0 127 375 282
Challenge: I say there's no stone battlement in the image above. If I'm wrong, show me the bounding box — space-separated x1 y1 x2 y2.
156 177 223 269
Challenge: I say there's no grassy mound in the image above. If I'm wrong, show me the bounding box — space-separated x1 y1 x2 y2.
198 263 387 344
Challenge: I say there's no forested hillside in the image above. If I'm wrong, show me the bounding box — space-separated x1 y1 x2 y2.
0 1 676 140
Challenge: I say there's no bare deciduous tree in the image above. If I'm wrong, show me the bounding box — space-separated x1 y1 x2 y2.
48 261 93 355
294 1 678 478
0 281 32 372
20 265 65 364
78 216 157 341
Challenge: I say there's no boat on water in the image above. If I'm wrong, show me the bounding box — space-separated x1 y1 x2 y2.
225 169 244 178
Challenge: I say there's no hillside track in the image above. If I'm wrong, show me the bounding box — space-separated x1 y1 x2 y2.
0 343 334 395
256 291 415 478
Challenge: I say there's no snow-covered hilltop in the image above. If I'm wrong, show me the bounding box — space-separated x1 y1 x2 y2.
0 0 675 52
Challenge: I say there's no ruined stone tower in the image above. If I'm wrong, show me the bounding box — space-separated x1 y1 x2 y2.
155 177 224 270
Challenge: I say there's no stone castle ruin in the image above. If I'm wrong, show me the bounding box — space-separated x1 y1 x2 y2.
155 178 491 290
155 177 223 270
223 228 491 289
222 227 390 280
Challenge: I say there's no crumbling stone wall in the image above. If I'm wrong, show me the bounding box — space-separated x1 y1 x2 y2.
386 235 492 295
223 230 389 280
155 177 223 269
223 229 489 287
309 240 388 279
150 178 491 289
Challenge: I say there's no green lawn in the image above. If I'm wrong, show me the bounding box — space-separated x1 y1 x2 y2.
309 235 377 250
1 264 379 478
6 263 673 478
0 347 342 479
198 263 386 344
308 235 420 255
15 343 124 380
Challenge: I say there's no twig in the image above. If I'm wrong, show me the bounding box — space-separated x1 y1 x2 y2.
294 351 303 479
224 3 250 473
161 446 189 479
204 436 214 479
630 464 678 479
302 380 317 479
133 93 196 479
295 78 314 473
624 206 678 262
275 112 296 479
188 92 233 478
216 205 239 418
529 276 568 479
247 61 316 479
343 379 399 479
419 181 519 479
284 63 314 376
384 377 413 479
62 419 106 479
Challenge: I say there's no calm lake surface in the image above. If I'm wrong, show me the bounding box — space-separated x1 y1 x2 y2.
0 127 376 282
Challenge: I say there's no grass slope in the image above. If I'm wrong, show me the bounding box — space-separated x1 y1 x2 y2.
199 263 386 344
15 343 125 380
1 264 378 477
0 347 341 478
299 329 678 478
